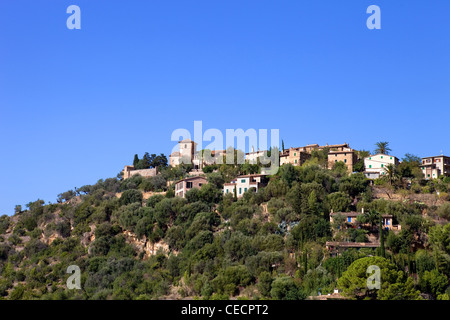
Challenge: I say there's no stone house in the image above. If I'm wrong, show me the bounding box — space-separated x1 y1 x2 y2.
123 166 158 179
327 147 358 172
174 176 208 198
329 209 398 231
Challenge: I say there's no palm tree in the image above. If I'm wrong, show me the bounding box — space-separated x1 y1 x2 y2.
357 209 380 232
374 141 392 155
383 163 399 185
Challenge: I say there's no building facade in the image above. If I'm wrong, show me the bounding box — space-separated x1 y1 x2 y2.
245 147 268 165
421 155 450 179
279 147 311 166
364 153 399 179
174 176 208 198
223 174 269 198
169 139 199 168
123 166 158 179
327 148 358 172
280 143 351 167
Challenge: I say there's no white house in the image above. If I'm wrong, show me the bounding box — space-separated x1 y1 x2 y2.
223 174 269 198
245 147 268 164
364 153 399 179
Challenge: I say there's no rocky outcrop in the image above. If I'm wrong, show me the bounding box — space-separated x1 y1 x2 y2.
122 230 170 259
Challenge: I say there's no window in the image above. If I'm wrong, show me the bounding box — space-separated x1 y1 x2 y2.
344 153 347 156
244 188 247 192
369 157 371 160
369 165 372 168
390 157 392 160
186 182 193 188
241 179 246 183
335 154 337 157
226 189 229 193
427 174 430 177
295 159 297 164
381 156 383 159
386 219 390 225
335 160 337 163
185 144 187 148
344 159 347 163
381 164 384 168
239 188 242 194
347 217 352 223
294 153 296 156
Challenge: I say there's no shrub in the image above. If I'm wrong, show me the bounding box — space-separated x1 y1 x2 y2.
270 276 305 300
0 215 10 234
120 190 143 206
437 203 450 220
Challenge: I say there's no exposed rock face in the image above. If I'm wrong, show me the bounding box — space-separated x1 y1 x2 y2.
122 230 170 259
81 225 97 255
44 233 60 245
146 240 169 257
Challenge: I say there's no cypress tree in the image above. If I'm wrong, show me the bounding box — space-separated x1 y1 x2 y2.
379 217 385 258
133 154 139 167
303 249 308 275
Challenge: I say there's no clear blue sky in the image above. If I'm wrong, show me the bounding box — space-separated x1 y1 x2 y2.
1 0 449 215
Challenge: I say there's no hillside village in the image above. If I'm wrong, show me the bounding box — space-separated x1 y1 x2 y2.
0 139 449 300
124 140 450 262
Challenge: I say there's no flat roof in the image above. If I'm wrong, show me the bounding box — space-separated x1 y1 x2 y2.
330 211 392 218
365 153 399 159
328 149 354 154
422 155 450 159
175 176 207 184
326 241 380 248
179 139 197 144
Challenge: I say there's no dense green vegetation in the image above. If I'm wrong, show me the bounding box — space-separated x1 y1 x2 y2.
0 149 449 300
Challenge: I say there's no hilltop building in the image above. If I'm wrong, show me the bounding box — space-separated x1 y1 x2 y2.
169 139 200 169
327 147 358 172
123 166 158 180
280 143 351 167
245 147 268 164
